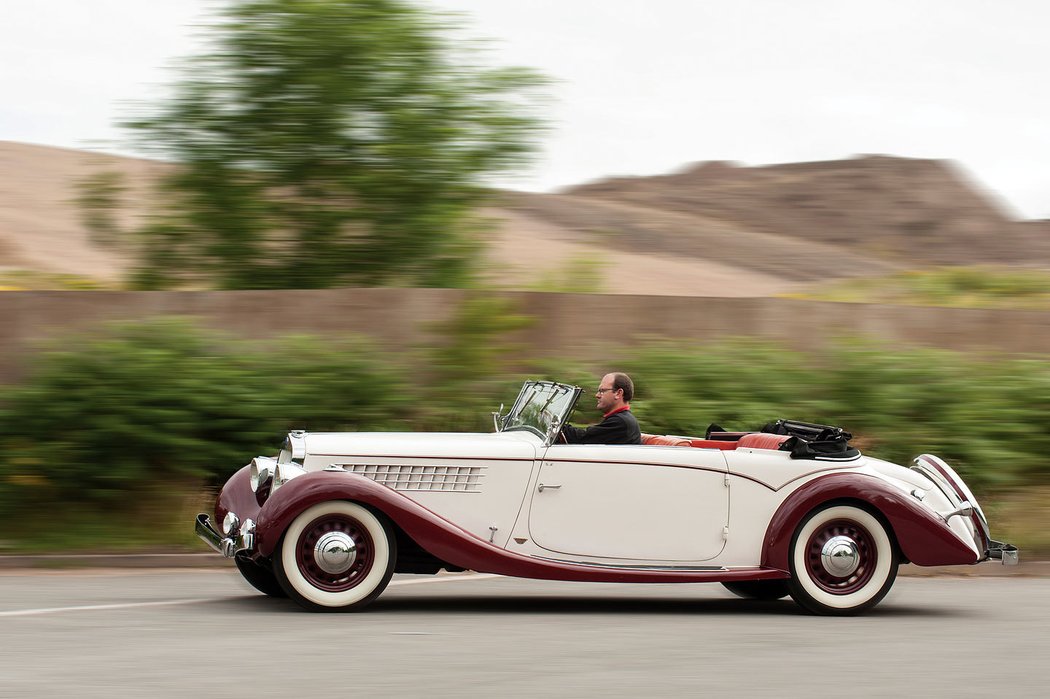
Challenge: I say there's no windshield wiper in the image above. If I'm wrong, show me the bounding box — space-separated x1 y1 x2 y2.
506 388 539 427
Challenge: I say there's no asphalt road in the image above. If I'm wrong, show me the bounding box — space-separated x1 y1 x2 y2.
0 569 1045 698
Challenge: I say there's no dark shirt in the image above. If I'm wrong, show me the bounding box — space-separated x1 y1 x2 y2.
561 407 641 445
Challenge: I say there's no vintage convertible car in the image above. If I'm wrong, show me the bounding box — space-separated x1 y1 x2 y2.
196 380 1018 615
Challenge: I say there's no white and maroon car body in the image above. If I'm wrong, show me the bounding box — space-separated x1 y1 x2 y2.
196 381 1017 615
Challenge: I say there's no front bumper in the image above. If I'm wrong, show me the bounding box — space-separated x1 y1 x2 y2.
196 513 255 558
986 538 1019 565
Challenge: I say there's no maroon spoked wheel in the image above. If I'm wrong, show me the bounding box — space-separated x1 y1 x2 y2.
274 501 397 612
803 518 877 595
295 513 376 592
788 504 899 616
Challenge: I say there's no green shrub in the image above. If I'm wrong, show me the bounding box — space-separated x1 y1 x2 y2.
620 339 1050 489
3 312 1049 538
623 339 832 436
417 294 534 431
792 266 1050 309
0 319 406 514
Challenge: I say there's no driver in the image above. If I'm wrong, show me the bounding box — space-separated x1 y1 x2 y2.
560 372 641 444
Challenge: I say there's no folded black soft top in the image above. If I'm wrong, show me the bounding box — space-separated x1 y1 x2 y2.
761 419 861 461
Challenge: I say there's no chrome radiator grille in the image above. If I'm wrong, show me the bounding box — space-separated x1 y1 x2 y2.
341 464 484 492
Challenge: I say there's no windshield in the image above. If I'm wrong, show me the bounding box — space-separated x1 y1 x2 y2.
500 381 581 439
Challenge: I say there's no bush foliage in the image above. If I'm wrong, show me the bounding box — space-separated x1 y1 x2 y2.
792 266 1050 309
623 340 1050 488
0 320 408 512
2 319 1048 524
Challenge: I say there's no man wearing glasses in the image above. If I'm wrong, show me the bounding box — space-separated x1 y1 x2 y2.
560 372 641 444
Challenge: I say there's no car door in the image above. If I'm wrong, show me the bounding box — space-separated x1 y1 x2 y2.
527 443 729 562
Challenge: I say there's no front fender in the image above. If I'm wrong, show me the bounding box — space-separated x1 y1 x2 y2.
215 464 263 530
762 473 980 573
254 471 429 557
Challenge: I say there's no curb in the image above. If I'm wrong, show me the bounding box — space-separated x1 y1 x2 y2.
1 553 1047 576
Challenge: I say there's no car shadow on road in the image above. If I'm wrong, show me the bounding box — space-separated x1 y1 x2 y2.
209 591 968 618
362 594 963 618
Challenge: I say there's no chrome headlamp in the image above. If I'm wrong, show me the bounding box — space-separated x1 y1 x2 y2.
271 461 308 495
250 456 278 492
221 511 240 536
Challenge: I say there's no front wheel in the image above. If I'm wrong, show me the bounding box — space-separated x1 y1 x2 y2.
274 501 396 612
235 555 287 597
788 504 899 616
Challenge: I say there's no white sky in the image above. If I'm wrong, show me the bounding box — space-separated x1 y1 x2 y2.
2 0 1048 219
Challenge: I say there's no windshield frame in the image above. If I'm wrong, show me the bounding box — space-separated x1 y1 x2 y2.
498 381 582 444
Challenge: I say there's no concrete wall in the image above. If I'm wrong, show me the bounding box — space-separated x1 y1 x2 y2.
2 289 1048 382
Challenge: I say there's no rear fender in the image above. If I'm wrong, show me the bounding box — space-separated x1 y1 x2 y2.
762 473 979 572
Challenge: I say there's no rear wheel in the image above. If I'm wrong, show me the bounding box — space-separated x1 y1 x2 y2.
274 501 396 612
788 504 898 616
721 579 790 601
235 555 287 597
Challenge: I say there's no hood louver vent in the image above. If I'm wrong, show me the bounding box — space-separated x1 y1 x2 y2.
341 464 484 492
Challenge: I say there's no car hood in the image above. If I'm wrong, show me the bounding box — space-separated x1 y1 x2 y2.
302 430 540 462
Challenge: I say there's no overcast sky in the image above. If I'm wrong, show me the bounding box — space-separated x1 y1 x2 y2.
2 0 1048 218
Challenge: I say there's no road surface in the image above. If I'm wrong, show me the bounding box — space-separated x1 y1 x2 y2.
0 569 1044 698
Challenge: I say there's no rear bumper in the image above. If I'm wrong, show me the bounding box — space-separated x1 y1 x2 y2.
986 538 1019 566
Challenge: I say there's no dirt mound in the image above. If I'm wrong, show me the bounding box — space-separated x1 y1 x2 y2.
478 207 795 296
0 141 166 282
2 142 1046 295
565 155 1048 267
502 191 897 282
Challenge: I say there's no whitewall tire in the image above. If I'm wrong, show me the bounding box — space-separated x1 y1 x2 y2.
788 504 898 615
274 501 396 612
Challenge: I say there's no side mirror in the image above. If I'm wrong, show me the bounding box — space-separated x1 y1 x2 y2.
492 403 505 432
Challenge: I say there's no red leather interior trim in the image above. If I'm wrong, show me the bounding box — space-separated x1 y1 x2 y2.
688 439 739 451
255 472 789 583
761 473 979 572
736 433 791 450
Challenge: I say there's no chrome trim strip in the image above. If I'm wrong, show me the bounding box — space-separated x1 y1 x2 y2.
311 453 533 462
531 555 727 572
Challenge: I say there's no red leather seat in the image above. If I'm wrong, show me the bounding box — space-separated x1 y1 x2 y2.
736 433 791 450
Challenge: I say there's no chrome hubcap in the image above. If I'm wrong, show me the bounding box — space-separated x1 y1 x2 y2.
821 535 860 577
314 532 357 574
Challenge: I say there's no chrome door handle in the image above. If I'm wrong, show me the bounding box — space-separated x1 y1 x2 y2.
538 483 561 492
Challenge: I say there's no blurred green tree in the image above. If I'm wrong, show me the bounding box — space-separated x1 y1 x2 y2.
125 0 547 290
